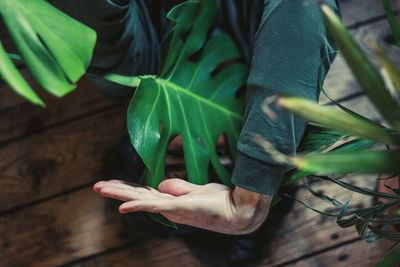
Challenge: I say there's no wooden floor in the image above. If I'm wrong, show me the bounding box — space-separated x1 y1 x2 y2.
0 1 399 266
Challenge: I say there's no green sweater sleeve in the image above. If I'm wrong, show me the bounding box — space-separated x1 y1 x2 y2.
231 0 339 195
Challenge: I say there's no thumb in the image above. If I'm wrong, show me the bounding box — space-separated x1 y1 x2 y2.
158 178 201 196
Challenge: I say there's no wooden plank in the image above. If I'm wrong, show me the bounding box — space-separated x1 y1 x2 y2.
321 18 400 105
0 177 377 267
332 95 381 121
0 107 128 212
0 73 116 144
0 187 124 267
68 239 201 267
15 175 377 267
260 175 383 266
0 187 201 267
285 239 394 267
339 0 399 28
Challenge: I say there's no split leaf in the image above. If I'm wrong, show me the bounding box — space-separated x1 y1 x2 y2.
107 0 247 187
0 0 96 105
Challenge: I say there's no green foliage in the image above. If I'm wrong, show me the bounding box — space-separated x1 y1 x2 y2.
257 3 400 247
382 0 400 47
321 4 400 131
276 4 400 178
0 0 96 106
106 0 247 188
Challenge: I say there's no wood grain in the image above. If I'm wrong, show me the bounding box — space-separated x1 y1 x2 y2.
1 188 132 267
285 239 394 267
339 0 399 28
321 17 400 105
69 239 202 267
0 107 129 212
0 73 116 144
0 1 397 267
1 174 377 267
260 174 382 266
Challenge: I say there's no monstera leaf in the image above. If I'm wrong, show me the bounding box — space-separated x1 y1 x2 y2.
0 0 96 106
106 0 247 188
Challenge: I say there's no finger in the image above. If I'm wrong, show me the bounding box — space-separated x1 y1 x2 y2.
93 181 109 192
94 180 149 194
107 179 163 194
98 186 146 202
119 198 178 214
100 180 146 192
158 178 201 196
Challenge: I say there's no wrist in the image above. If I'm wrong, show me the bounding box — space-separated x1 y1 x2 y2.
230 185 272 234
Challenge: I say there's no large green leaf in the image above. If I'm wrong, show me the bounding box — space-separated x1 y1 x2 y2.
321 4 400 131
108 0 247 187
0 0 96 105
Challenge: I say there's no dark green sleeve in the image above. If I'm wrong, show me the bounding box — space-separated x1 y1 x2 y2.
231 0 340 195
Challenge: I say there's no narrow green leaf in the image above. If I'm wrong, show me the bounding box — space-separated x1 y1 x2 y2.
293 150 400 174
0 41 44 106
317 175 400 200
321 4 400 131
320 83 386 129
103 74 142 88
283 126 374 185
7 53 22 61
374 45 400 95
274 97 400 145
382 0 400 47
369 224 400 242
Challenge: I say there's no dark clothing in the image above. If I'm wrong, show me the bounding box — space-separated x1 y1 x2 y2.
51 0 339 195
231 0 339 195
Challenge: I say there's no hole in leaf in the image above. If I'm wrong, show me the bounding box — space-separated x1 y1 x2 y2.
235 84 247 99
215 134 234 170
180 28 191 43
188 46 205 63
210 59 238 78
166 134 187 179
167 134 183 157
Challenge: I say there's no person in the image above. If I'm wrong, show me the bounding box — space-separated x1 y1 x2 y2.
52 0 339 235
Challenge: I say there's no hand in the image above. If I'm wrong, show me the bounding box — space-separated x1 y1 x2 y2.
93 179 272 235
